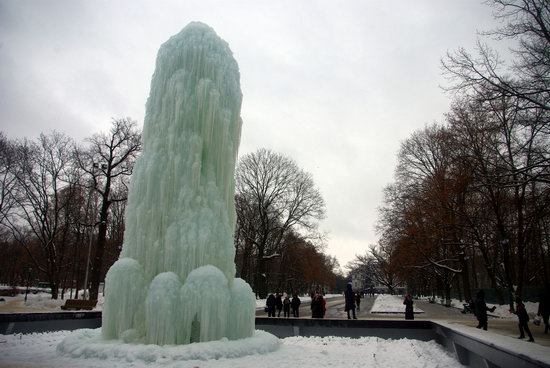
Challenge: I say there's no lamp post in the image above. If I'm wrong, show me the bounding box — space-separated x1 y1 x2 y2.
24 267 32 303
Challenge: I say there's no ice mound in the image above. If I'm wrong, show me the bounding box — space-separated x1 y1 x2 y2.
57 329 280 361
97 22 256 345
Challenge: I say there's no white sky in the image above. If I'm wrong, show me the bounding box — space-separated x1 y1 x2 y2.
0 0 502 270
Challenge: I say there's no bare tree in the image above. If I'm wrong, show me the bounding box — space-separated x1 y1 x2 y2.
235 148 325 297
76 118 141 300
8 132 78 299
442 0 549 111
0 133 19 238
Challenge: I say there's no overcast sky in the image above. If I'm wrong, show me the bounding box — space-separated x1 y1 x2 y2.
0 0 502 270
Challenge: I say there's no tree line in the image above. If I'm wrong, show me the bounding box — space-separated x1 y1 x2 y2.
349 0 549 309
0 118 141 300
0 124 340 299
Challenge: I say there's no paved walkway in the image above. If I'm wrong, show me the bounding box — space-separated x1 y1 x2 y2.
257 295 550 348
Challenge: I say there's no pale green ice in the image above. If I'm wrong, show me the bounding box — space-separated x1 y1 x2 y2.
101 22 255 345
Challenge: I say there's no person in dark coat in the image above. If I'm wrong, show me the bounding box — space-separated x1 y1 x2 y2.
355 292 361 311
275 293 283 317
283 293 291 318
474 290 496 330
310 291 316 317
266 293 276 317
322 294 327 318
538 288 550 334
403 294 414 320
344 284 357 319
291 293 301 317
311 291 325 318
514 297 534 342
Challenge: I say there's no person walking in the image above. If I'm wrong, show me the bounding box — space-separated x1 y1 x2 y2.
291 293 301 317
266 293 276 317
283 293 291 318
275 293 283 317
403 294 414 320
538 288 550 334
514 296 535 342
474 290 496 330
344 284 357 319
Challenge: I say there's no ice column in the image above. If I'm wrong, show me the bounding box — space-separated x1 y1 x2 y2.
102 22 255 345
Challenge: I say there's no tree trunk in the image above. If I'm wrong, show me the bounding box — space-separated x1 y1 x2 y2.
255 246 267 298
459 251 471 301
90 191 110 300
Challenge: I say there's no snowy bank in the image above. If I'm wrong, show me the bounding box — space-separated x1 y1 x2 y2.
370 294 425 314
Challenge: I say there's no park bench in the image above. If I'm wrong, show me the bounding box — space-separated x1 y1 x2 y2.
60 299 97 310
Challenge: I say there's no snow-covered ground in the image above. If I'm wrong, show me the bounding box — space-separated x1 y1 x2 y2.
2 290 335 313
374 295 539 319
370 294 425 314
0 329 465 368
2 293 549 367
0 291 104 313
424 296 539 319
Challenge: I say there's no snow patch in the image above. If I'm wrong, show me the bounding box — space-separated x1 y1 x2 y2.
370 294 425 314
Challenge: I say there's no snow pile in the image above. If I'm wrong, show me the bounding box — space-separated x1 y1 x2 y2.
0 292 105 313
1 330 465 368
15 293 64 310
283 336 462 368
370 294 425 314
102 22 255 345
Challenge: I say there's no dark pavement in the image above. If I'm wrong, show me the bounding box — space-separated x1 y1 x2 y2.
257 295 550 348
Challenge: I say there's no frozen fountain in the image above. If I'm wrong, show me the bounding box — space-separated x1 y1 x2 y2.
100 21 255 346
58 23 278 358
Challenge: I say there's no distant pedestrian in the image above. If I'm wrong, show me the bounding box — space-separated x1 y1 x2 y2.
266 293 276 317
275 293 283 317
355 292 361 311
291 293 301 317
321 293 327 318
474 290 496 330
514 297 534 342
538 288 550 334
344 284 357 319
283 293 291 318
403 294 414 320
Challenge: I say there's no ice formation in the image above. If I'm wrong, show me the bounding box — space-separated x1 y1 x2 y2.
101 22 255 345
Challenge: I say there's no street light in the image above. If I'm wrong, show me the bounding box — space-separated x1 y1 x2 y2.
24 267 32 303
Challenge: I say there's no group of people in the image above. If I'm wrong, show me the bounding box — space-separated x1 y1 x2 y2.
265 290 328 318
265 292 301 318
466 289 550 343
